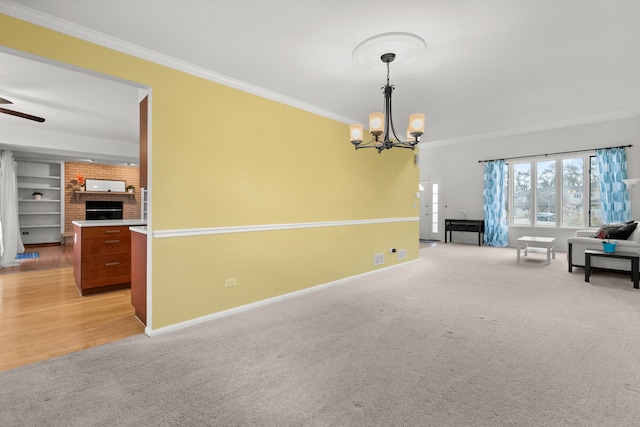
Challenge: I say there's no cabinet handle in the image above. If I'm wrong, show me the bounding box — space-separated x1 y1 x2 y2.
105 230 121 234
105 262 120 266
104 240 120 244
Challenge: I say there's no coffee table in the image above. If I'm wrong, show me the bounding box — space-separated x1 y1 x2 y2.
584 249 639 289
517 236 556 265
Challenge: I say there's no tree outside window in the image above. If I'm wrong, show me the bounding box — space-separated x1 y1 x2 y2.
589 156 603 227
562 158 583 227
513 163 531 225
536 160 556 226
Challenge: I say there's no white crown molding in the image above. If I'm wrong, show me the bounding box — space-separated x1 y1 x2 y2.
424 110 640 147
153 217 419 239
5 2 631 143
0 1 358 125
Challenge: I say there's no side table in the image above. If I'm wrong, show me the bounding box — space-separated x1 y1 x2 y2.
584 249 639 289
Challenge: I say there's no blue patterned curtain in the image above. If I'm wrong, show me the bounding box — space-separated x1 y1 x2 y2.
596 147 630 224
483 160 508 247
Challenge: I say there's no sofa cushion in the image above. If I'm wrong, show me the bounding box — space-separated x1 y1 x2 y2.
592 222 638 240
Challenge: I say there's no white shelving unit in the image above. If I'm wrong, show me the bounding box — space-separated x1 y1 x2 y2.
141 187 148 220
17 160 64 244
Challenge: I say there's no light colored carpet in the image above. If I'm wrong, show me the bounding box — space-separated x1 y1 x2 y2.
2 243 640 426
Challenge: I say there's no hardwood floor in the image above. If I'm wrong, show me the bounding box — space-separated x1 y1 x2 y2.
0 244 74 274
0 244 144 372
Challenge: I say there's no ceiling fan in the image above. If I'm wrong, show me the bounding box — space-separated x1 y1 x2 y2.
0 97 45 123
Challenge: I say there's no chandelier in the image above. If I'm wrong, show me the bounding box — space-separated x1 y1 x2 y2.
349 53 425 153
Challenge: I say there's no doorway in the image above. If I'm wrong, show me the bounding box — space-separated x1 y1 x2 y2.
0 48 149 368
419 179 443 242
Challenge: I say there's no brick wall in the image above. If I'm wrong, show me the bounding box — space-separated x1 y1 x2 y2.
64 162 141 242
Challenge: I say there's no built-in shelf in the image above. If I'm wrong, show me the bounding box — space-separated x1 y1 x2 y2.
18 185 62 190
19 212 62 215
17 175 60 179
75 191 135 195
17 160 64 244
141 188 147 220
20 212 62 215
74 190 136 201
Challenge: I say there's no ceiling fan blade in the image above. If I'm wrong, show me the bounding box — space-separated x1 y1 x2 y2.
0 97 13 104
0 107 45 123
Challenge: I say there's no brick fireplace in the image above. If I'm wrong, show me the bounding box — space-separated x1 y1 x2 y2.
64 162 141 244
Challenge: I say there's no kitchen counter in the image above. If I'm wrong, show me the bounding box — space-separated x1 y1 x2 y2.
73 220 146 295
73 219 147 228
129 226 148 235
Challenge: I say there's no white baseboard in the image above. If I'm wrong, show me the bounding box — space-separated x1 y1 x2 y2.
145 259 418 337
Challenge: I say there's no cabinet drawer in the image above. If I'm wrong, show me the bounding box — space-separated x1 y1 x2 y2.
81 226 130 240
81 236 131 261
81 255 132 289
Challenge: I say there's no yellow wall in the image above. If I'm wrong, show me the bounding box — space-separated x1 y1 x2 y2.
0 14 419 329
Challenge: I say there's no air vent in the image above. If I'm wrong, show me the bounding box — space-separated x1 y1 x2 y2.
398 249 407 260
374 253 384 266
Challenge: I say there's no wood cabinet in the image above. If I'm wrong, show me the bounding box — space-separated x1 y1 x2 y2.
17 160 64 244
73 224 133 295
130 228 147 325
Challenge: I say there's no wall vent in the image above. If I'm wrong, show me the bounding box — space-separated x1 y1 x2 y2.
398 249 407 260
373 253 384 266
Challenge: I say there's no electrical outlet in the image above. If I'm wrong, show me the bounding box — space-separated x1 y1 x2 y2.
224 278 237 288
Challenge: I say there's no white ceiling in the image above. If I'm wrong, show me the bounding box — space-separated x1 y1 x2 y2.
0 49 141 164
1 0 639 163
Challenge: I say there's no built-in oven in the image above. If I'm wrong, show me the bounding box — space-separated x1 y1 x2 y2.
85 201 123 220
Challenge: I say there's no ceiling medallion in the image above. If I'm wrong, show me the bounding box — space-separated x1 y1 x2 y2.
352 32 426 67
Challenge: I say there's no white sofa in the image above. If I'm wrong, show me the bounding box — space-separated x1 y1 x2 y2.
567 221 640 272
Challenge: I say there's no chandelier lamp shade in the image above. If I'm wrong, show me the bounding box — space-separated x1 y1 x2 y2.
349 53 425 153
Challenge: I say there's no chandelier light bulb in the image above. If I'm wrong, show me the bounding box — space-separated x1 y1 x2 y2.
409 113 425 136
369 112 384 136
350 124 363 143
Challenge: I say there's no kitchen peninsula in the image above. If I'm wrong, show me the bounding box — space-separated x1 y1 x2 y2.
73 219 146 295
129 226 147 325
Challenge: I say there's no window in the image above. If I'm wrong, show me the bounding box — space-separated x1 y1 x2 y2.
513 163 531 225
509 154 602 228
431 183 439 233
562 158 583 227
504 163 509 220
589 156 603 227
536 160 556 226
